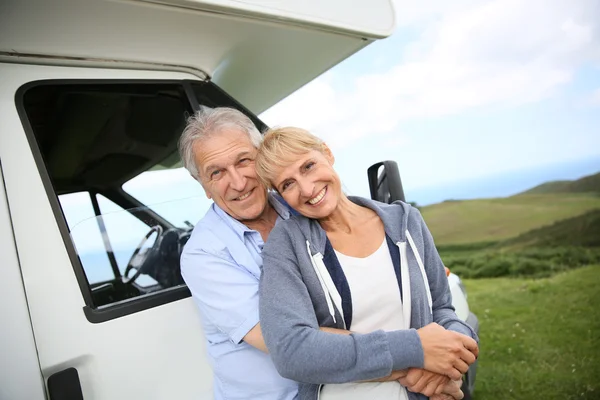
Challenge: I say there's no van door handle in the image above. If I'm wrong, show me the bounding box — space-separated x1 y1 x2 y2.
47 367 84 400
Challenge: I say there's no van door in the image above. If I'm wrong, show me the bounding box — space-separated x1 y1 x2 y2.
0 163 47 400
0 62 263 399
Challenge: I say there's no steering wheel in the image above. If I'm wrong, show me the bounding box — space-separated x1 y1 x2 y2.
123 225 164 284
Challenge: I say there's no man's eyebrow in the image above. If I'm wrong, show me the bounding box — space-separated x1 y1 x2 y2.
202 162 223 178
236 151 253 160
202 151 254 175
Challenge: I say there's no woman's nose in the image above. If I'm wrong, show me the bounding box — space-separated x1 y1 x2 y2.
298 179 315 198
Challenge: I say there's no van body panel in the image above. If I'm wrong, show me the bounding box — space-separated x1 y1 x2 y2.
0 0 393 114
0 163 47 400
1 63 213 399
140 0 396 38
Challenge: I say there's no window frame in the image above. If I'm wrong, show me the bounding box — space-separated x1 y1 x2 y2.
15 78 266 323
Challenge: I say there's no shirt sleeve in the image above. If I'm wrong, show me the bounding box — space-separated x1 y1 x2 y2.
181 246 259 344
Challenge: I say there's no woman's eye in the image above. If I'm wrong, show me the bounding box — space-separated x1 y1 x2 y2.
304 162 315 171
281 181 292 191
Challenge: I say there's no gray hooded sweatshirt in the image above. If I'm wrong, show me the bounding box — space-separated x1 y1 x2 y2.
259 197 478 400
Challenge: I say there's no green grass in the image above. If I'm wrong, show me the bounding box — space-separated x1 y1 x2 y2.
416 175 600 397
420 194 600 245
465 265 600 399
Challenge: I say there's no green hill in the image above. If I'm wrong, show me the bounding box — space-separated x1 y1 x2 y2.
423 171 600 279
500 209 600 249
519 171 600 195
420 194 600 245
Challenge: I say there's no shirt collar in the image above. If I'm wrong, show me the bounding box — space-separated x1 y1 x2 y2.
212 192 291 241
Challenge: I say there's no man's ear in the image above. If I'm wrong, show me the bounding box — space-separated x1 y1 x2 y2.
194 174 212 199
323 144 335 165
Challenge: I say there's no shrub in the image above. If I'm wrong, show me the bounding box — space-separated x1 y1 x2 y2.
440 246 600 279
509 258 552 277
471 257 513 278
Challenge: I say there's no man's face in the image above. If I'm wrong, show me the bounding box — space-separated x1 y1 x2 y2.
194 128 269 222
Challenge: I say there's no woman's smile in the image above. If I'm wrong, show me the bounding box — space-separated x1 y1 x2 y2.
307 186 327 205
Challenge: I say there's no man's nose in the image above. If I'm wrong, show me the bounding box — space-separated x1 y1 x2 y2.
229 168 247 191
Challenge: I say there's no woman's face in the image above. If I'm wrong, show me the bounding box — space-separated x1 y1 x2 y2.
272 148 343 220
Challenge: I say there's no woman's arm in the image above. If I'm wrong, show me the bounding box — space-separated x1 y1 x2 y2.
259 223 425 384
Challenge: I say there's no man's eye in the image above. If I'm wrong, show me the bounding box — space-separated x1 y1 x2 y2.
210 170 222 179
239 158 252 165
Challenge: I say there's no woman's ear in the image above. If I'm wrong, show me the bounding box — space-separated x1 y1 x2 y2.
322 144 335 165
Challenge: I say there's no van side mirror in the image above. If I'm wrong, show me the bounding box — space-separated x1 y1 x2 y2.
367 160 405 204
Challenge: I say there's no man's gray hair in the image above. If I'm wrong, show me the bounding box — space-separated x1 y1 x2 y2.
178 107 263 180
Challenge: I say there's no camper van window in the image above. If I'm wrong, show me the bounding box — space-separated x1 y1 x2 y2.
60 191 116 285
16 80 261 322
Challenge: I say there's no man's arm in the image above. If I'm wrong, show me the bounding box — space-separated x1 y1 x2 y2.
181 245 263 347
243 323 268 352
399 368 464 399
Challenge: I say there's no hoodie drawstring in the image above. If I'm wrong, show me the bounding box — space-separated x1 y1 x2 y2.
397 241 412 329
307 240 345 326
406 230 433 315
307 231 431 330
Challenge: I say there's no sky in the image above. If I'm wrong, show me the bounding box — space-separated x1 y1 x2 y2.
63 0 600 266
259 0 600 204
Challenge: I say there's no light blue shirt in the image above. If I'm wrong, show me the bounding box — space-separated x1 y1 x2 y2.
181 194 298 400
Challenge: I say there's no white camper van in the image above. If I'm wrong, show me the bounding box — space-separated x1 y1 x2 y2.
0 1 478 399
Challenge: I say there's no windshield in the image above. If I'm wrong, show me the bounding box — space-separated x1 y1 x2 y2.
122 166 213 228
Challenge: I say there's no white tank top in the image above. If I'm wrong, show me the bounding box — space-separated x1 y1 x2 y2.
320 237 409 400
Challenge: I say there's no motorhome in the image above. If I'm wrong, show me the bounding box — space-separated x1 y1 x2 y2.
0 0 477 398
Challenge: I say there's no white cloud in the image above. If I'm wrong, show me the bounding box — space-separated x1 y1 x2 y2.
261 0 600 148
392 0 482 27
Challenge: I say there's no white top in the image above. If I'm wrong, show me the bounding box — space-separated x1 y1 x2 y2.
320 237 408 400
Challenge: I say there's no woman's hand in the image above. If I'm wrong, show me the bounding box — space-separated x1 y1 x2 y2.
417 323 478 380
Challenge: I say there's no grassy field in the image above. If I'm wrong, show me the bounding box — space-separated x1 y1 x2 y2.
465 265 600 399
420 194 600 245
414 173 600 398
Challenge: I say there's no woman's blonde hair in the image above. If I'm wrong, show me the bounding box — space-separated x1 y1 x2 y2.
256 126 326 190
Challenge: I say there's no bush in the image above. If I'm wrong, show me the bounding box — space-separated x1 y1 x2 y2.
471 257 513 278
509 258 552 277
441 246 600 279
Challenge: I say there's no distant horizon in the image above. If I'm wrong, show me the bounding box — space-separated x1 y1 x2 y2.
403 155 600 206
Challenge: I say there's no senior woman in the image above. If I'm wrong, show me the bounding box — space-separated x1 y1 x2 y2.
255 127 479 400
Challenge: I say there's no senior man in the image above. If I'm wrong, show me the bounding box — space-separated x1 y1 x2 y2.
179 107 471 400
178 107 298 400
